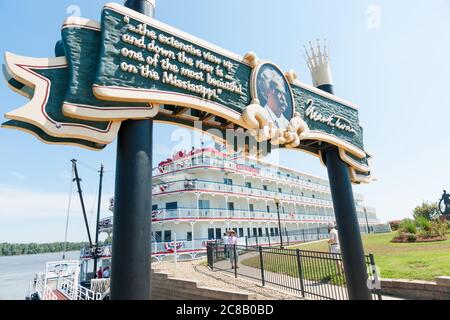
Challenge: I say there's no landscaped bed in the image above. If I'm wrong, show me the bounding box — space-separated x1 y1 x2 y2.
391 234 447 243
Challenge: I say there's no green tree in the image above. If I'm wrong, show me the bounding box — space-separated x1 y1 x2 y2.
412 202 439 221
0 242 89 257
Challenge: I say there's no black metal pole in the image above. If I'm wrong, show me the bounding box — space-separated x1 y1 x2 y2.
276 201 283 248
71 159 93 248
296 249 305 298
318 79 372 300
259 246 265 286
93 164 104 278
364 207 370 234
324 148 372 300
110 0 155 300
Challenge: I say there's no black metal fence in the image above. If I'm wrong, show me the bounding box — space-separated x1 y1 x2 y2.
207 242 382 300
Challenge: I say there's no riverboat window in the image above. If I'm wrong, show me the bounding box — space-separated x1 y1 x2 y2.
258 228 263 237
312 195 315 198
263 185 268 191
238 228 244 237
227 202 235 211
249 204 254 212
208 228 214 240
155 231 162 243
187 232 192 241
245 182 252 189
253 228 258 237
166 202 178 210
266 205 270 213
265 228 269 237
198 200 210 209
224 178 233 185
152 204 158 210
247 228 251 238
270 228 274 236
278 187 282 193
215 228 222 240
274 228 279 236
164 230 172 242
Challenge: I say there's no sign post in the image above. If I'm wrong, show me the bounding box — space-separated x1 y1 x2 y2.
325 148 372 300
304 41 372 300
110 0 155 301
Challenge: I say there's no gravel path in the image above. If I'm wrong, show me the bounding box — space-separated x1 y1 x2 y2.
152 259 303 300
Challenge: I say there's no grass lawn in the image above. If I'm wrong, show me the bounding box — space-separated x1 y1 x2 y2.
241 249 346 286
290 232 450 281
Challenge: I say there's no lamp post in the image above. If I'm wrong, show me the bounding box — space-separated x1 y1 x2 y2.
364 207 370 234
275 197 283 249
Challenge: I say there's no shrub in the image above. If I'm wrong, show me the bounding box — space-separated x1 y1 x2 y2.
407 234 417 242
431 221 448 238
389 220 401 231
416 216 432 231
400 219 417 234
418 229 433 238
412 202 439 221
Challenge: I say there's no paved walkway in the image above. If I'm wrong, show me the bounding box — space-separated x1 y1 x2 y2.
153 260 304 300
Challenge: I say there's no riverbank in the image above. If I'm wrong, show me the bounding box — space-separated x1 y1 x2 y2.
0 242 88 257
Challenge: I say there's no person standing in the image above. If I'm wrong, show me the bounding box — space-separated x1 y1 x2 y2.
328 223 344 274
228 230 239 269
223 232 229 259
102 267 110 279
96 267 103 279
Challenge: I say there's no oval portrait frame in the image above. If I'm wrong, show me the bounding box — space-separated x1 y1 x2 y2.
250 61 295 131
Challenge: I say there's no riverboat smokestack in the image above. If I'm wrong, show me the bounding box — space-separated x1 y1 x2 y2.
304 39 334 94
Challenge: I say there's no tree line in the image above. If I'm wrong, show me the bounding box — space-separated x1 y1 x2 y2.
0 242 89 257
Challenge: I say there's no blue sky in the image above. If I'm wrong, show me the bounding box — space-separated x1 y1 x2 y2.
1 0 450 242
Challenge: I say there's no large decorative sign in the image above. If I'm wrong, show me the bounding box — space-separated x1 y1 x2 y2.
2 2 371 183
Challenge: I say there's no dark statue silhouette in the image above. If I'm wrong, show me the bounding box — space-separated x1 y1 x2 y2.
439 190 450 215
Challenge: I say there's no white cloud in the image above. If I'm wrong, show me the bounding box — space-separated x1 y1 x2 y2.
0 186 113 221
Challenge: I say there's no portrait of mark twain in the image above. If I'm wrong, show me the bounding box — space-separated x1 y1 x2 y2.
257 64 294 131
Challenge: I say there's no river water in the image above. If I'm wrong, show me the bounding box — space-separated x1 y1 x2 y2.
0 251 80 300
